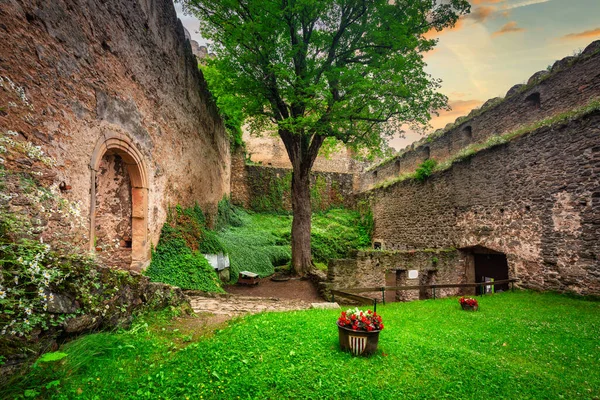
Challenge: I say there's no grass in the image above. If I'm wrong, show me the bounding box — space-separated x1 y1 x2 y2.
217 208 371 281
5 291 600 399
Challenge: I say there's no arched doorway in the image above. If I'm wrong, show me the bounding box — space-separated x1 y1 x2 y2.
89 133 149 271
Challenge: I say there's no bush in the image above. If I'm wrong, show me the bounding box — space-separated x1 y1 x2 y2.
414 159 438 182
144 204 225 292
145 238 224 292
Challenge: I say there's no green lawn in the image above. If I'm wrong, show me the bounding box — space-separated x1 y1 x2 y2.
5 291 600 399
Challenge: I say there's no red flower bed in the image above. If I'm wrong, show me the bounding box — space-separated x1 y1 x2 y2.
337 308 384 332
459 296 478 307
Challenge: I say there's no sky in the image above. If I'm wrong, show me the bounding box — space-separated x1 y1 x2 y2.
175 0 600 151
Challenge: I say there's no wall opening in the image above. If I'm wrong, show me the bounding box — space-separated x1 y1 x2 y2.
525 92 541 109
423 146 431 160
473 249 509 294
90 134 149 271
94 153 133 269
419 270 436 300
463 126 473 139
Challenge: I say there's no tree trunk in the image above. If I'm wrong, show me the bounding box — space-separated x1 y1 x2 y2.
290 163 314 276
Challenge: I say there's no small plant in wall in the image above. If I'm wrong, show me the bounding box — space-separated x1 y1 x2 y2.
414 159 437 182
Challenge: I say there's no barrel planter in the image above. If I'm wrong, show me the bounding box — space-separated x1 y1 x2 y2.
338 325 380 356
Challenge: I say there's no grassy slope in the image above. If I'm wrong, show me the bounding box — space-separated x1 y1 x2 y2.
6 291 600 399
218 208 370 281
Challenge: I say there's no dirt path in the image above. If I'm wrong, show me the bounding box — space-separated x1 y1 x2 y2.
224 277 323 303
188 294 312 317
187 277 329 319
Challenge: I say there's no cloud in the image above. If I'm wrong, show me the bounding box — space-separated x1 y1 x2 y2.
501 0 551 10
467 6 496 23
471 0 504 4
492 21 525 37
424 18 465 39
561 28 600 40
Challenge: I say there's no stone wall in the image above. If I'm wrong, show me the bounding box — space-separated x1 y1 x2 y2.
242 130 368 174
230 151 355 212
361 41 600 191
0 0 230 270
368 110 600 295
323 249 466 302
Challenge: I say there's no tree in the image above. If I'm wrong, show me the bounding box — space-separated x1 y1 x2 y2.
182 0 470 275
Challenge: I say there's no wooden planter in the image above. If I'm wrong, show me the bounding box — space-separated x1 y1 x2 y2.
338 325 380 356
461 303 479 311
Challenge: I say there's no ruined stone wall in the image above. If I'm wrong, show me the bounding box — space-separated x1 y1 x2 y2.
95 154 133 269
323 249 465 302
243 130 368 174
361 41 600 191
369 110 600 295
0 0 230 269
230 154 356 212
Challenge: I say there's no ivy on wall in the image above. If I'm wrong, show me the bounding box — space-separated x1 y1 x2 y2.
144 204 225 292
246 166 351 213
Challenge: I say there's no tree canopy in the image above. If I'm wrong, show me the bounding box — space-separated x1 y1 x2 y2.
182 0 470 274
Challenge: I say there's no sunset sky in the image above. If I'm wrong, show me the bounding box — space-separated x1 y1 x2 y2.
175 0 600 151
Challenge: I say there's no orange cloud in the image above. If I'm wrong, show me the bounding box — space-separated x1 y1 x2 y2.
561 28 600 40
492 21 525 37
424 18 465 39
430 99 485 130
467 6 496 22
471 0 504 4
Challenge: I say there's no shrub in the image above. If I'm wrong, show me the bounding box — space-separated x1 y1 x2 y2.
144 204 225 292
414 159 438 182
145 238 224 292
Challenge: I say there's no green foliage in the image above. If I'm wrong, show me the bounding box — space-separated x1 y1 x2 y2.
35 352 68 364
311 209 372 262
414 159 438 182
7 292 600 399
145 238 224 293
201 63 245 149
249 170 292 212
145 204 225 292
216 196 243 231
217 211 292 281
215 207 370 281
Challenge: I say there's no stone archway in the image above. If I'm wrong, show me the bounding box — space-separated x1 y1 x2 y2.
89 133 149 271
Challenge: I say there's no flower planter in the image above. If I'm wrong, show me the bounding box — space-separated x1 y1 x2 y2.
461 303 479 311
338 325 380 356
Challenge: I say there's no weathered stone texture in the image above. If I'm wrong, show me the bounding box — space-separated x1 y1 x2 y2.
362 42 600 191
231 150 356 212
242 130 368 174
95 154 133 269
370 111 600 295
325 250 466 302
0 0 230 268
